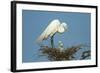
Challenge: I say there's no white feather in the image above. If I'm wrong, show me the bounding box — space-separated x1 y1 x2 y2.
37 19 60 43
36 19 68 43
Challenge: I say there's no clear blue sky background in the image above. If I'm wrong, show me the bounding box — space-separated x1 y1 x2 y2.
22 10 91 63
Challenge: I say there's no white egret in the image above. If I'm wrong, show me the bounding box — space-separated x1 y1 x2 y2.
37 19 68 48
58 41 64 51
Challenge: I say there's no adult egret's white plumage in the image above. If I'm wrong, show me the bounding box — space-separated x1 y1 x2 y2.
36 19 68 48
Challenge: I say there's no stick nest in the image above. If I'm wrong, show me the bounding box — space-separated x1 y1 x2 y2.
39 45 90 61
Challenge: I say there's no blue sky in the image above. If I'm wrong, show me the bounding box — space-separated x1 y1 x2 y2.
22 10 91 63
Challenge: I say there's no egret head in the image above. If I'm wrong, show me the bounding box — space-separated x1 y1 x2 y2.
62 22 68 31
58 22 68 33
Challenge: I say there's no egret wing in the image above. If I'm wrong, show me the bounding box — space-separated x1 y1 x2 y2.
36 19 60 43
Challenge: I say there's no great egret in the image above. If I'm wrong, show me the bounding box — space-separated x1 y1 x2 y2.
37 19 68 48
58 41 64 51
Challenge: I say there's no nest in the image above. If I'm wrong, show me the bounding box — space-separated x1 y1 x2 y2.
39 45 90 61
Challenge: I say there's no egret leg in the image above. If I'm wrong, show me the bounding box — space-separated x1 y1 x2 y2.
51 35 54 48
